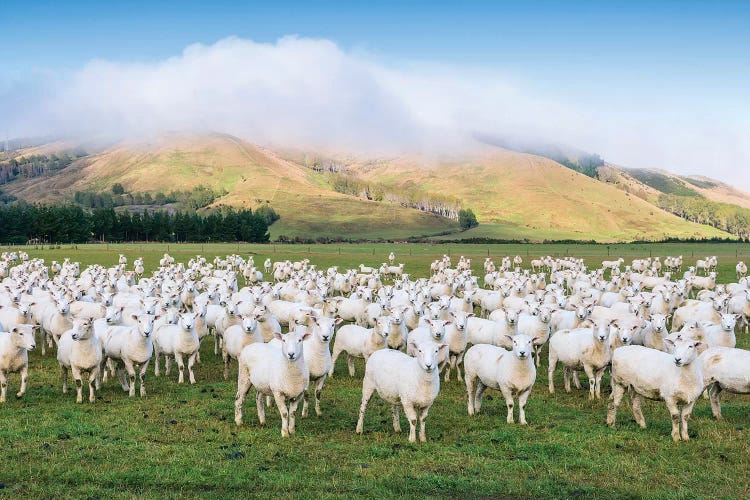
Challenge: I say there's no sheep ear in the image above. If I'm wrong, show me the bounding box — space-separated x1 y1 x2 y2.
531 336 541 343
664 338 675 349
273 331 283 341
444 321 452 327
438 343 448 351
504 334 514 343
408 341 418 351
467 313 475 318
334 317 344 325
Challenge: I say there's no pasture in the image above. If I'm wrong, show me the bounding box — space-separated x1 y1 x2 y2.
1 242 749 498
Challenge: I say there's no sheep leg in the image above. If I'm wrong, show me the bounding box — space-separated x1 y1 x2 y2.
594 367 607 400
328 346 342 378
631 393 646 428
288 396 301 435
680 400 696 441
255 391 266 425
165 355 173 376
534 345 541 368
88 367 98 403
313 375 326 417
563 367 572 393
548 354 557 394
584 365 597 400
72 366 83 403
355 379 375 434
273 392 290 438
346 355 356 377
572 370 582 390
138 360 149 397
16 364 28 399
234 372 251 426
222 350 230 381
445 354 455 382
606 382 626 428
187 352 197 384
500 386 515 424
474 381 486 414
518 387 532 425
708 383 723 419
665 398 681 442
391 405 401 432
301 383 310 418
456 352 465 381
123 360 137 397
403 404 419 443
153 349 161 376
214 333 220 356
465 372 477 415
61 365 68 393
175 353 185 383
0 370 7 402
418 406 430 442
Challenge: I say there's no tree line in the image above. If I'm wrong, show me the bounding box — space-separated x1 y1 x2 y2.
325 172 466 221
659 194 750 240
0 152 87 185
0 203 271 245
73 184 227 210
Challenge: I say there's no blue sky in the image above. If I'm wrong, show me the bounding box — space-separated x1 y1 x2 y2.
2 1 749 184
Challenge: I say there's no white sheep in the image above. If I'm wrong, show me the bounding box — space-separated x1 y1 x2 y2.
221 315 263 380
737 261 747 280
407 319 451 369
607 338 705 441
234 327 311 437
0 324 36 402
443 311 473 382
102 314 156 397
356 340 447 442
329 317 390 377
153 311 201 384
464 333 537 424
299 315 340 417
700 346 750 419
548 320 613 399
57 318 102 403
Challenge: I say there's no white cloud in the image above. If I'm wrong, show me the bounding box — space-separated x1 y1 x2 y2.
4 35 749 188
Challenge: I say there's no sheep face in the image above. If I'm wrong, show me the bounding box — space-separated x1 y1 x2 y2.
720 313 739 332
12 325 36 350
241 315 258 334
650 314 669 333
508 334 535 360
274 327 310 361
179 313 198 331
410 341 446 373
71 319 94 340
668 338 703 367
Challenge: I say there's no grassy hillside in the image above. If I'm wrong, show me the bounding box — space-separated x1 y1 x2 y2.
341 150 731 242
2 134 739 242
2 134 457 240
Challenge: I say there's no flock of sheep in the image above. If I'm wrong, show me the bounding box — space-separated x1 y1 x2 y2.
0 250 749 443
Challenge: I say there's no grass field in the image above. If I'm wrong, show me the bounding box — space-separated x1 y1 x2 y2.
1 243 749 498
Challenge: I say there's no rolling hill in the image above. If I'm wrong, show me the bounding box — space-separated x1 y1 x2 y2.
0 133 739 242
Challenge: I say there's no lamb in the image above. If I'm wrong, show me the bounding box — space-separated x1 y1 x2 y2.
102 314 156 397
57 318 102 403
0 324 36 402
464 334 538 424
737 261 748 280
607 338 705 441
221 315 263 380
443 311 473 382
548 320 613 399
699 346 750 419
234 327 311 437
356 340 447 442
329 317 390 377
153 311 201 384
299 315 341 417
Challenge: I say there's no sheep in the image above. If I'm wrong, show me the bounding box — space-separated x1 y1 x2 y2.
388 252 395 265
356 340 447 442
234 327 311 437
737 262 748 280
385 307 409 351
464 334 538 423
443 311 473 382
102 314 156 397
607 338 705 441
299 315 340 417
329 317 390 377
548 320 613 399
57 318 102 403
153 311 201 384
406 319 451 369
221 315 263 380
700 346 750 419
516 308 552 367
550 303 592 332
0 324 36 402
465 315 514 348
679 314 738 348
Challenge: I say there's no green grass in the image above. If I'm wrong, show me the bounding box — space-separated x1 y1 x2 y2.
1 243 749 498
626 169 702 198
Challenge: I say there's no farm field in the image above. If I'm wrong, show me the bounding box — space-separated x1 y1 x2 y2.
1 242 749 498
